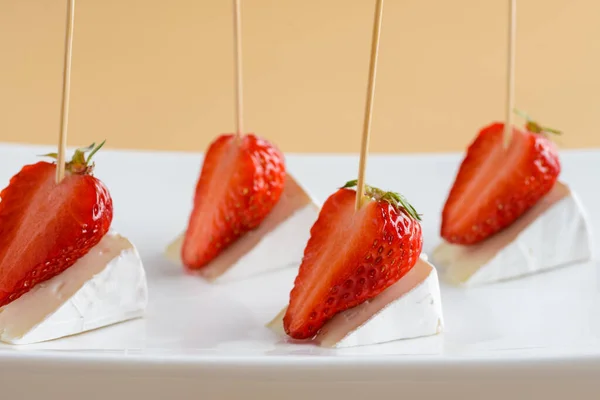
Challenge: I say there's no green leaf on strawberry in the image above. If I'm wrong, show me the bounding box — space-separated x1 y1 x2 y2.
40 140 106 175
513 109 562 136
341 180 421 221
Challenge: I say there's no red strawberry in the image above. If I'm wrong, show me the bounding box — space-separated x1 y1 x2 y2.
181 133 286 270
0 142 113 307
441 114 561 245
283 181 423 340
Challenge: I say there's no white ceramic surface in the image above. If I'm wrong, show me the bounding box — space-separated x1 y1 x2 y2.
0 143 599 399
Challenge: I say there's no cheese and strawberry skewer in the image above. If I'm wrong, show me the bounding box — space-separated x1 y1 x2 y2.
268 0 443 347
284 182 425 339
432 1 592 285
0 1 147 344
0 145 148 344
433 115 592 286
165 0 319 282
268 182 443 347
0 144 112 308
441 117 561 246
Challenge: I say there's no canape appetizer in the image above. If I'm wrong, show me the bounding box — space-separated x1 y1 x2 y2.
165 134 319 283
267 181 443 348
0 143 148 344
433 115 593 286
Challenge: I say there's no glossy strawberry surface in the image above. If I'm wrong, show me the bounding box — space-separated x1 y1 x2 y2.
0 161 112 307
182 133 286 270
284 183 422 339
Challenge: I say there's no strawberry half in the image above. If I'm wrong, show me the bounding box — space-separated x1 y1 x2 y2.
181 133 286 270
441 113 561 245
283 181 423 340
0 142 113 307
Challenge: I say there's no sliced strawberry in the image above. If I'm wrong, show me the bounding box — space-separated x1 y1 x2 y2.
441 116 561 245
181 133 286 270
283 181 422 340
0 142 113 307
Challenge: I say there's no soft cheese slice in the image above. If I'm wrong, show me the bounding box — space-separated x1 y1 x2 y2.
166 175 320 283
267 256 444 348
433 181 593 287
0 232 148 345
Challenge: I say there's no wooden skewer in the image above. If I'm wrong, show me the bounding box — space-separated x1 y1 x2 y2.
233 0 244 139
503 0 516 149
56 0 75 183
356 0 384 211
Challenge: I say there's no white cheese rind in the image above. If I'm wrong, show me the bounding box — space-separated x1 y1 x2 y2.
166 175 320 283
0 232 148 345
217 204 318 282
326 262 443 348
267 256 444 348
433 182 593 287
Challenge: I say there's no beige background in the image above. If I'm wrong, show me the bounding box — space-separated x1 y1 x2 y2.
0 0 598 153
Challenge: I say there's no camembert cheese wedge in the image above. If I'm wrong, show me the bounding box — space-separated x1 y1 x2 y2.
267 256 444 348
433 182 593 286
0 232 148 345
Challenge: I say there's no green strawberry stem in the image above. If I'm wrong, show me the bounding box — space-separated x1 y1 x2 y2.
85 140 105 163
40 140 106 175
342 180 422 221
513 108 562 136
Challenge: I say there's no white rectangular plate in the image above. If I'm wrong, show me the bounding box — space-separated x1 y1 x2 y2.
0 143 599 399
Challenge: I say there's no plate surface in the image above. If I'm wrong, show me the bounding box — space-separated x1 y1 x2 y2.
0 143 599 399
